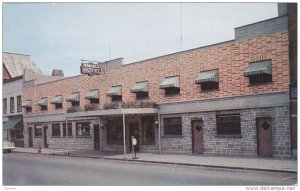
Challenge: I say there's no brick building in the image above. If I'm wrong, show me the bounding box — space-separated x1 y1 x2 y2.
22 7 295 158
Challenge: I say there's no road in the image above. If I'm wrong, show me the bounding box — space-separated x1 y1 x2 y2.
3 153 297 186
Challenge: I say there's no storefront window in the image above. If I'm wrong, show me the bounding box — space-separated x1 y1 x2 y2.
76 122 91 136
107 118 123 144
52 123 61 137
217 114 241 135
164 117 182 136
34 125 42 137
63 122 73 137
142 116 155 144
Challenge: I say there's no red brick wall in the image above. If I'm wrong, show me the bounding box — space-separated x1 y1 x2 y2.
23 31 290 117
3 64 11 80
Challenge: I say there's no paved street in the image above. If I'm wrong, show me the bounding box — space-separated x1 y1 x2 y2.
3 153 297 186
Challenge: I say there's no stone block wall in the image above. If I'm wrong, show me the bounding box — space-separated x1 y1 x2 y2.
159 105 291 158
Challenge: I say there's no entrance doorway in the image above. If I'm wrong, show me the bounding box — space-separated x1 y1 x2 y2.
192 119 204 154
28 127 33 147
257 117 272 157
129 123 139 152
94 124 100 150
43 125 48 148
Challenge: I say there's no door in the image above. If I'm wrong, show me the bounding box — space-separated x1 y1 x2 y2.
257 117 272 157
28 127 33 147
94 124 100 150
192 120 204 154
43 125 48 148
129 123 139 152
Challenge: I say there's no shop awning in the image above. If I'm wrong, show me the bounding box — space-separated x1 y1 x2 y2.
160 76 179 89
51 96 62 104
67 93 79 102
195 69 219 84
106 86 122 96
130 81 148 93
3 116 22 130
37 98 47 106
244 60 272 77
85 90 99 99
22 100 32 108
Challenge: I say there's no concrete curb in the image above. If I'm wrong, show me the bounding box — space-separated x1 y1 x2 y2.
102 157 297 174
12 151 297 174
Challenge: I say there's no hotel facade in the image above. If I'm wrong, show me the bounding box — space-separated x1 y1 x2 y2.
21 10 296 158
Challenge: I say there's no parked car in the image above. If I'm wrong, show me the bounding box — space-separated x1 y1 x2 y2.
3 140 15 153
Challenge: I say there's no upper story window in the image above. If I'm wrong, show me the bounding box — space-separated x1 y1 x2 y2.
50 95 63 110
106 86 122 102
3 98 7 114
160 76 180 96
195 69 219 91
85 90 99 104
244 60 272 86
10 97 14 113
17 95 22 113
66 92 80 107
217 114 241 135
37 98 48 111
130 81 149 99
22 100 32 112
163 117 182 136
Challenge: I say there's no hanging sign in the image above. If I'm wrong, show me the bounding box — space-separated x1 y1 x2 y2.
80 62 105 76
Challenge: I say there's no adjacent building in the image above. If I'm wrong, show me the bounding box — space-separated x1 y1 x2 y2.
3 52 43 146
21 4 296 158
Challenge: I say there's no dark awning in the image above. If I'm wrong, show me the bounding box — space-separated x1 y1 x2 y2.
85 90 99 99
67 93 79 102
195 69 219 84
37 98 47 106
22 100 32 108
160 76 179 89
106 86 122 96
3 116 23 130
130 81 148 93
244 60 272 77
51 96 62 104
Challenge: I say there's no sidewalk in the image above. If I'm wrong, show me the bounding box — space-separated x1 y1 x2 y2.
13 147 297 173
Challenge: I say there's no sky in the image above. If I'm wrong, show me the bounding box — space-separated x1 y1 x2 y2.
3 3 278 77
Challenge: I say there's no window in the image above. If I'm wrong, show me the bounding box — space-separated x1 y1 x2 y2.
76 122 91 136
72 101 79 107
34 125 43 137
164 117 182 136
10 97 14 113
142 116 155 144
55 103 63 109
41 105 48 111
90 99 99 104
107 118 123 144
111 95 122 102
217 114 241 135
136 92 149 99
17 95 22 112
63 122 73 137
249 74 272 85
26 107 32 113
3 98 7 114
201 82 219 91
52 124 61 137
165 87 180 96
